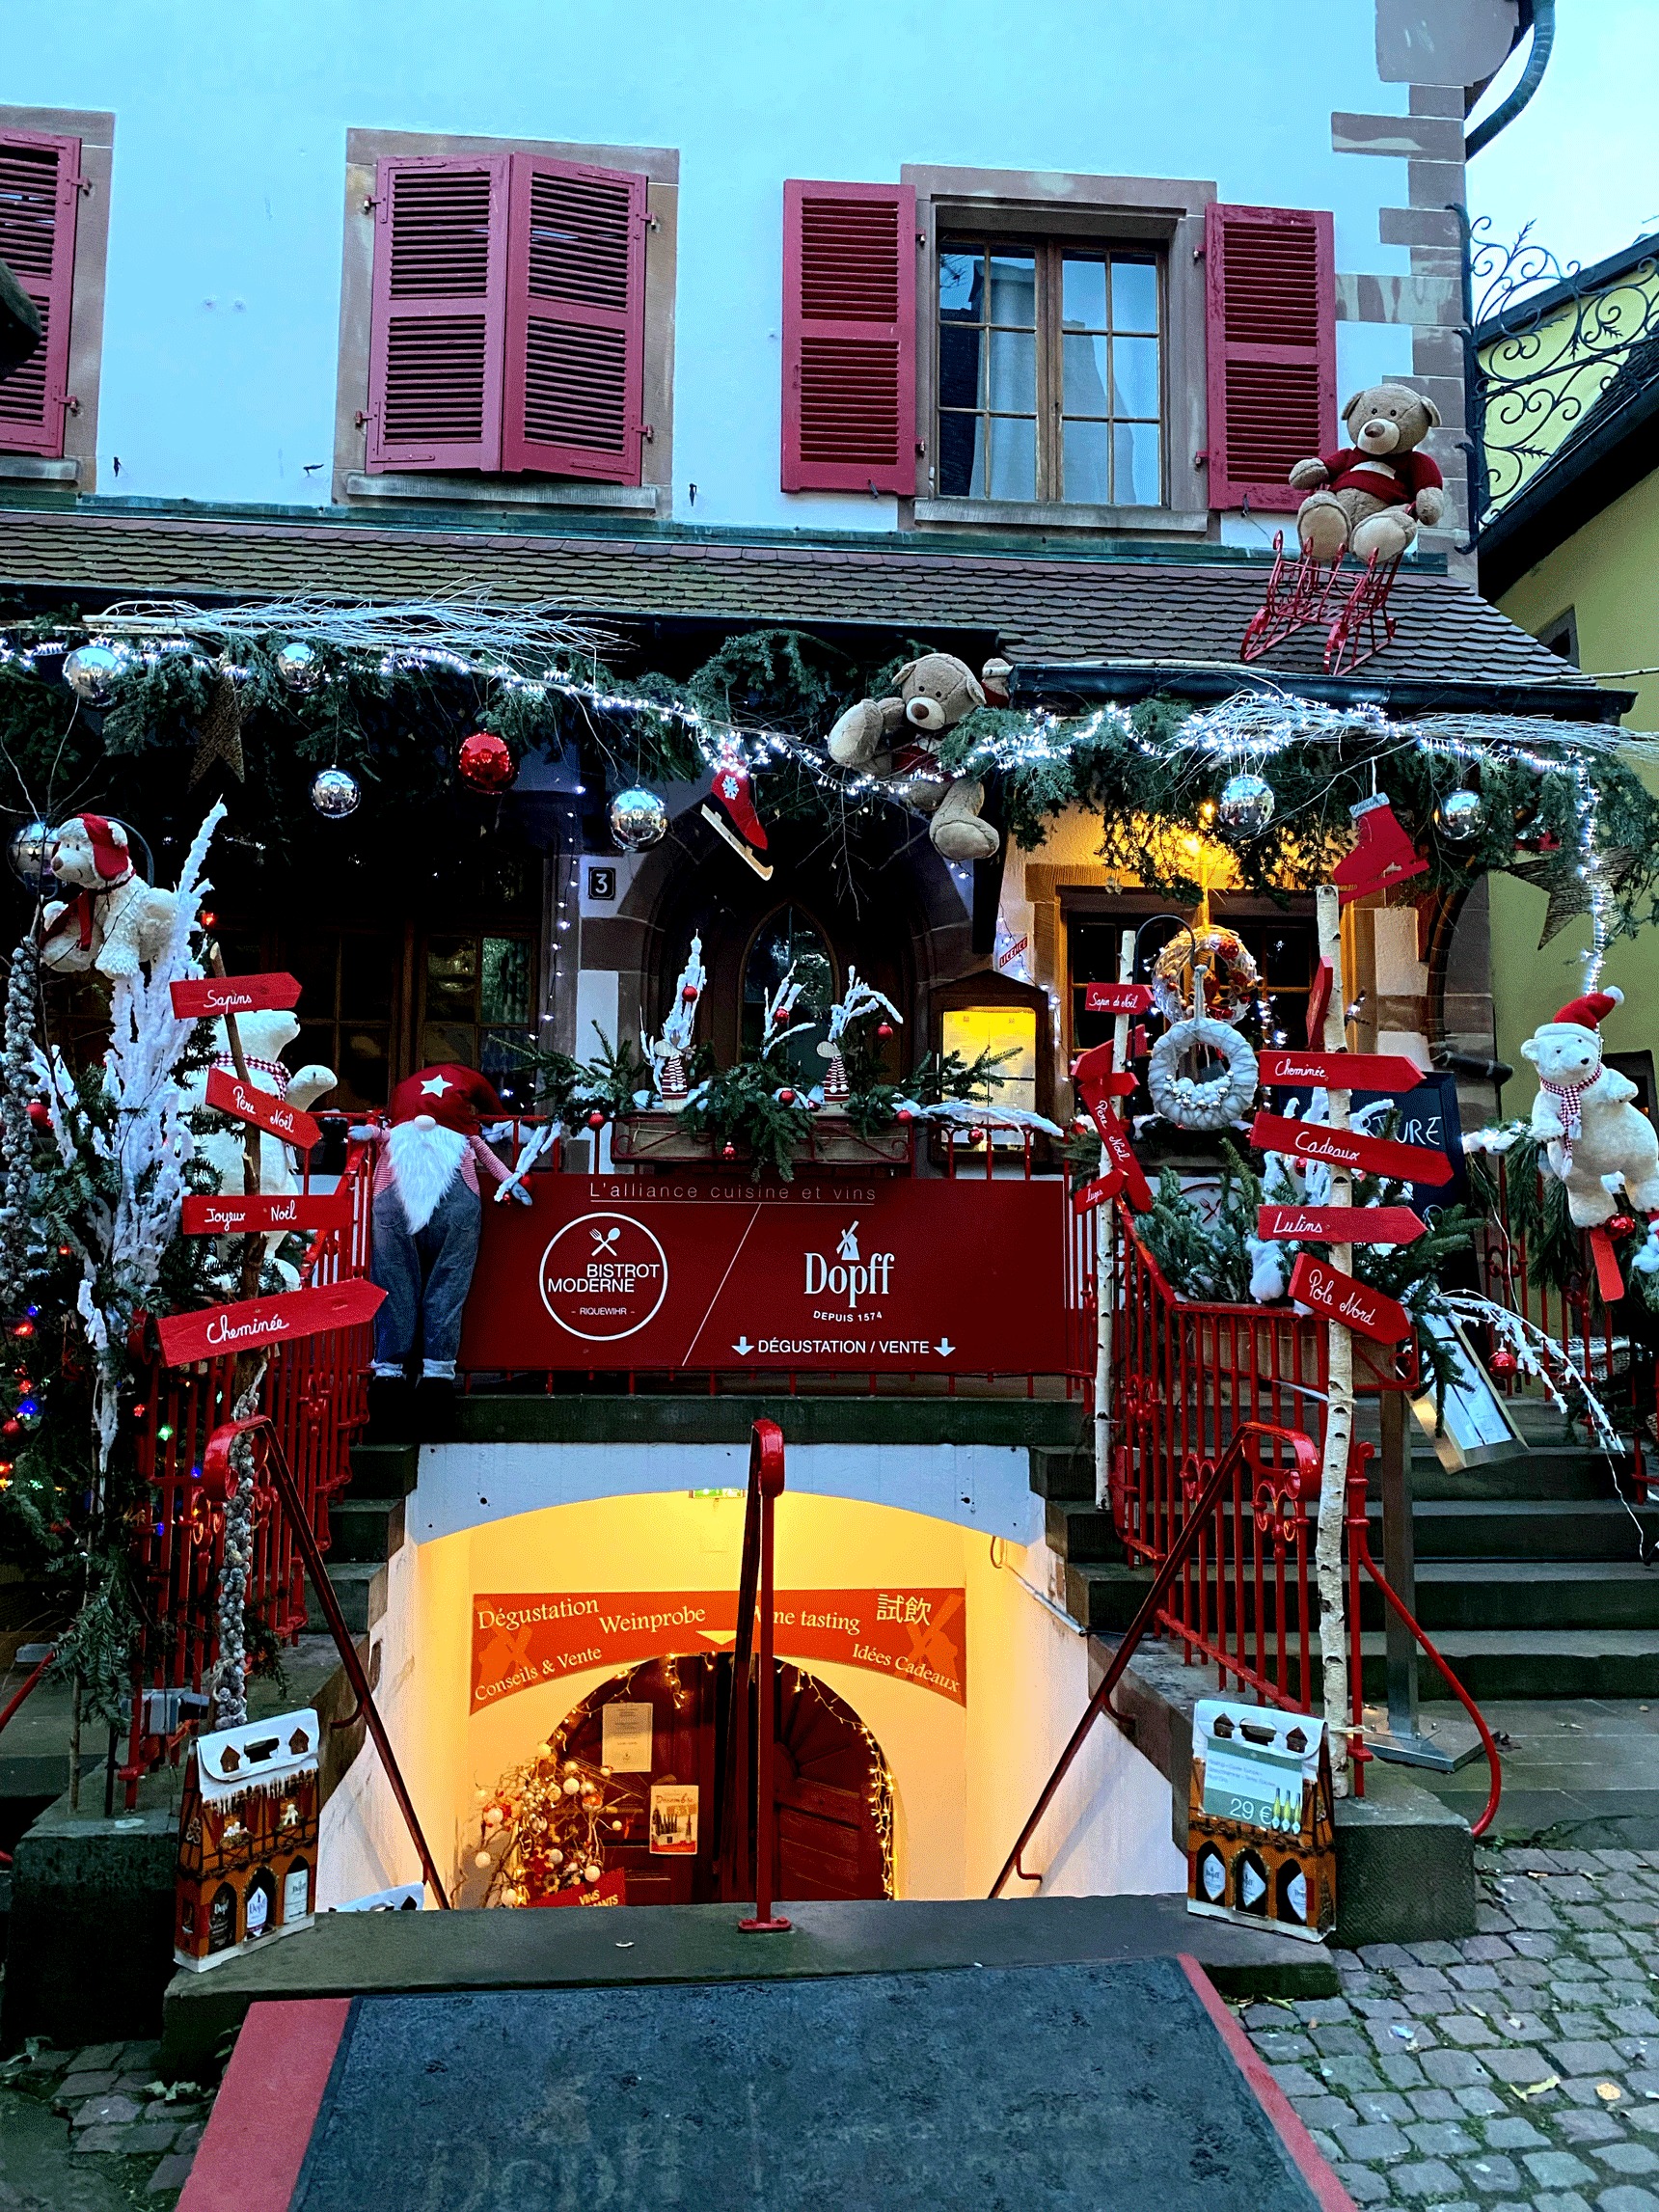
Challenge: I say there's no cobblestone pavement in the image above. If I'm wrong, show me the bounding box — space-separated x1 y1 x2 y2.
0 2035 213 2204
1236 1843 1659 2212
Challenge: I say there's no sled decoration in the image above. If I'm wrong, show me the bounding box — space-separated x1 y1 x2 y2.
1239 531 1403 677
171 971 303 1019
205 1067 322 1151
155 1279 385 1366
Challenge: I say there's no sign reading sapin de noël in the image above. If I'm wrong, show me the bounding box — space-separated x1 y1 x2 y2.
459 1176 1067 1375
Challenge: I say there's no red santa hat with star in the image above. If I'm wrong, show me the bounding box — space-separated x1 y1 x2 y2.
388 1064 505 1134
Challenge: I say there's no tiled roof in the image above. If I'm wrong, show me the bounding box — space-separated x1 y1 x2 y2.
0 499 1603 700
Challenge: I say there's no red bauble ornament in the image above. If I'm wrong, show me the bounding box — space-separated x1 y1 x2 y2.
2 1420 18 1437
721 1141 737 1160
27 1101 49 1128
898 1108 913 1124
457 730 516 792
1609 1214 1637 1238
681 984 698 1004
778 1089 796 1105
11 1321 33 1339
1490 1348 1517 1375
877 1022 893 1039
586 1110 606 1130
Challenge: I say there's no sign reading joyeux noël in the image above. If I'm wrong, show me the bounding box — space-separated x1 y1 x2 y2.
458 1176 1067 1375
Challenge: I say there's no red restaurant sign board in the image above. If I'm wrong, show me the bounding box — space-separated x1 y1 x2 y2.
204 1068 322 1152
472 1586 966 1710
170 972 303 1019
1258 1052 1424 1092
181 1191 353 1236
1256 1206 1426 1247
1248 1112 1454 1188
458 1176 1068 1376
1287 1254 1411 1346
156 1279 385 1367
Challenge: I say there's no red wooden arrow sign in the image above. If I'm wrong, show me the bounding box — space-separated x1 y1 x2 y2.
1083 981 1154 1016
155 1278 385 1367
181 1190 353 1237
1305 958 1333 1046
1588 1225 1625 1307
1248 1111 1454 1187
205 1067 322 1151
1071 1042 1137 1099
1258 1051 1426 1092
1257 1205 1426 1247
1095 1106 1153 1212
1287 1253 1411 1346
1072 1171 1123 1215
171 971 302 1019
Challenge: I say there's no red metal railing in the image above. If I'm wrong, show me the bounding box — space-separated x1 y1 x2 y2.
122 1122 377 1794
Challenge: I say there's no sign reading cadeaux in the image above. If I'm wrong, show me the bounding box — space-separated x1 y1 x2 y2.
1249 1112 1453 1188
470 1586 966 1710
458 1176 1066 1376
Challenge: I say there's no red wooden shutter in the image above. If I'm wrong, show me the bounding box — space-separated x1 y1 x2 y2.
365 156 508 474
0 132 81 458
502 154 646 482
1204 204 1335 511
781 180 915 495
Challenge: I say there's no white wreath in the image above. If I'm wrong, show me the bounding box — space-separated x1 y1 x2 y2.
1148 1016 1260 1132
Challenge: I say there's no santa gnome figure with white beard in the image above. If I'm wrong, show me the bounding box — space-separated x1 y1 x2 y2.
367 1064 530 1431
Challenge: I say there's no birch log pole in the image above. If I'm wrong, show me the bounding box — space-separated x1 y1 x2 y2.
1094 928 1136 1507
1315 885 1352 1789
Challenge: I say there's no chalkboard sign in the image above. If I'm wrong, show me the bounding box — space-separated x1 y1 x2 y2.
1277 1069 1466 1218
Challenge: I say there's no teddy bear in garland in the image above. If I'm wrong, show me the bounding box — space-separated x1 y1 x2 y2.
38 813 186 981
1287 383 1446 565
1521 987 1659 1227
827 652 1000 861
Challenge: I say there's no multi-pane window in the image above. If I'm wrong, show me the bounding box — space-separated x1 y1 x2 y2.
421 932 537 1097
937 242 1162 505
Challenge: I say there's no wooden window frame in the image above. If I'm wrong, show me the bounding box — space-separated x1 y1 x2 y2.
903 164 1214 536
334 126 677 515
0 104 113 491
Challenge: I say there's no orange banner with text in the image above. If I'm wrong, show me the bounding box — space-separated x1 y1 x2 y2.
471 1587 965 1711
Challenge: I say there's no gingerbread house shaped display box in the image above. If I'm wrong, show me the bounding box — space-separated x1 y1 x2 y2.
175 1708 320 1970
1186 1698 1335 1944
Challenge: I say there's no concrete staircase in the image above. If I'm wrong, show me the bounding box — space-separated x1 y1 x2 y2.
312 1437 418 1639
1031 1408 1659 1702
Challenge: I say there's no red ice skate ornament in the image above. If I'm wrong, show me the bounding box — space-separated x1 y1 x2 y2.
1331 794 1427 907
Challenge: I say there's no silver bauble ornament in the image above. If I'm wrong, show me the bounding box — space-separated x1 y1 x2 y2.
6 819 56 895
1217 771 1275 838
310 767 362 819
62 642 125 704
609 785 667 851
1436 787 1484 843
275 640 322 692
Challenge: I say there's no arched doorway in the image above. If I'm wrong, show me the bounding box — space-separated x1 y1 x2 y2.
478 1655 892 1909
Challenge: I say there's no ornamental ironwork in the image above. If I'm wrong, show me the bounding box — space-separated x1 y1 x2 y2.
1457 210 1659 547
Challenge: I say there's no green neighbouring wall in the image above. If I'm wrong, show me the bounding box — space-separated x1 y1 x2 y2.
1493 466 1659 1099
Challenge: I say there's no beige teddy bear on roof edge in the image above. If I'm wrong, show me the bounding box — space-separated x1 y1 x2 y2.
1288 383 1447 565
827 652 1000 863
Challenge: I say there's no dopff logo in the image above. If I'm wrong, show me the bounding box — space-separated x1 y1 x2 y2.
539 1214 667 1341
804 1220 894 1312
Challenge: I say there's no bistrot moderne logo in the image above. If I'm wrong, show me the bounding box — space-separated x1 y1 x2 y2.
540 1214 668 1341
804 1219 894 1313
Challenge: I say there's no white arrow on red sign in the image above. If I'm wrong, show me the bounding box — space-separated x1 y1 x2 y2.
205 1067 322 1151
1257 1205 1426 1246
155 1278 385 1367
170 971 302 1019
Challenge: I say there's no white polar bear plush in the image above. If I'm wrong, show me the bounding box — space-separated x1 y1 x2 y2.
179 1010 338 1280
1520 987 1659 1227
38 814 184 980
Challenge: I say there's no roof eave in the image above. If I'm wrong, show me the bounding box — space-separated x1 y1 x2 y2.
1009 660 1633 724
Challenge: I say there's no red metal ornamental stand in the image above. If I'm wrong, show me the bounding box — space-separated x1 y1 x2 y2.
738 1419 792 1934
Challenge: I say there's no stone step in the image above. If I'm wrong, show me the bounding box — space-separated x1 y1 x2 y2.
1402 1447 1646 1504
1042 1499 1122 1563
1387 1496 1659 1562
309 1562 385 1639
1352 1627 1659 1703
325 1495 405 1566
344 1439 421 1501
1028 1446 1094 1503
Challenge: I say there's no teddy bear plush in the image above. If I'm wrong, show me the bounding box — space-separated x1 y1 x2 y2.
38 814 184 980
826 652 999 861
1521 987 1659 1227
1287 384 1446 564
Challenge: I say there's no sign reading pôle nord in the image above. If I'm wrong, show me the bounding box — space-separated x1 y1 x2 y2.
155 1279 385 1367
181 1191 353 1236
1286 1253 1410 1346
471 1586 966 1710
1257 1206 1426 1247
204 1067 322 1152
1248 1111 1454 1188
170 972 302 1019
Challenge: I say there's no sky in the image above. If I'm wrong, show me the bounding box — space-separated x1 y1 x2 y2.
1468 2 1659 275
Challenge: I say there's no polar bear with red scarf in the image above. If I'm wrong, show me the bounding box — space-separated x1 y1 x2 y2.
1522 988 1659 1227
367 1064 533 1432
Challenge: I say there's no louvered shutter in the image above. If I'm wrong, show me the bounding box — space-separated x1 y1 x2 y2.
0 132 80 458
1204 204 1335 511
502 154 646 482
781 180 915 495
365 156 509 474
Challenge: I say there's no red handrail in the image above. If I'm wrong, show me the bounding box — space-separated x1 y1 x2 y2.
203 1414 451 1906
0 1645 55 1742
736 1418 791 1934
990 1419 1322 1898
1345 1458 1503 1838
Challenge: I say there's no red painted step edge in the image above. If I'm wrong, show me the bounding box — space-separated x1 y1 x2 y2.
177 1997 350 2212
1179 1956 1357 2212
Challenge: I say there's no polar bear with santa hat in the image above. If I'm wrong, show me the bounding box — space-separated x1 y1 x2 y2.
1522 986 1659 1227
367 1063 531 1433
